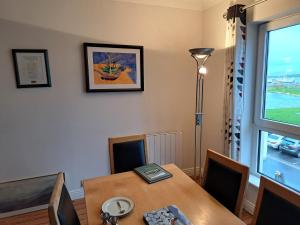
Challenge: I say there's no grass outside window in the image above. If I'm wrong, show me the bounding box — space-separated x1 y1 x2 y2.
267 86 300 96
265 108 300 126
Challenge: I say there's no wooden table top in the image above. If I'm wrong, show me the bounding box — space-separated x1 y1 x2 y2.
83 164 246 225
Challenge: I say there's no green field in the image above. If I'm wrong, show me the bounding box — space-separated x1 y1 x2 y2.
265 108 300 125
267 86 300 96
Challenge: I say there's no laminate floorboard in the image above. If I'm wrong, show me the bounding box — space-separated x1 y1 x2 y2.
0 199 87 225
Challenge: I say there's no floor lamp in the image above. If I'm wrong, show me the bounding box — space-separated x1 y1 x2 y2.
189 48 214 182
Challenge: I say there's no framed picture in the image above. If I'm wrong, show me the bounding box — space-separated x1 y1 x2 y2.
0 173 60 218
83 43 144 92
12 49 51 88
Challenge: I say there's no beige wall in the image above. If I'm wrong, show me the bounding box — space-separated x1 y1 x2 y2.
200 1 228 161
0 0 202 193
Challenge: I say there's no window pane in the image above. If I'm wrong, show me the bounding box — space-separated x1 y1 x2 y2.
264 24 300 126
258 130 300 192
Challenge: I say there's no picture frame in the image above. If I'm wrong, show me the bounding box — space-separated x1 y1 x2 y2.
83 43 144 92
12 49 51 88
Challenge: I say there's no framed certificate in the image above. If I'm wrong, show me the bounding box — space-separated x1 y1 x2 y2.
12 49 51 88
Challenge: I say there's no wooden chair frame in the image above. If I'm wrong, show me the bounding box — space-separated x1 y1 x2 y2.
251 176 300 225
108 134 148 174
48 172 64 225
202 149 249 217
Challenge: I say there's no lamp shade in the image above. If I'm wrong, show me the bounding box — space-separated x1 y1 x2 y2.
189 48 214 59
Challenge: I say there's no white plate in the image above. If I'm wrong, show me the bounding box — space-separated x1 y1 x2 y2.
101 196 134 217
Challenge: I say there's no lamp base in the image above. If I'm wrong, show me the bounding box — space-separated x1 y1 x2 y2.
193 165 203 185
193 173 202 185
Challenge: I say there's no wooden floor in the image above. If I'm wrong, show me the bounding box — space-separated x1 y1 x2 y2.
0 199 87 225
0 198 252 225
241 210 253 225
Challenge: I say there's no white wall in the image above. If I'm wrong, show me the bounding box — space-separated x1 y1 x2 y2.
251 0 300 22
201 0 300 213
0 0 202 193
200 1 227 160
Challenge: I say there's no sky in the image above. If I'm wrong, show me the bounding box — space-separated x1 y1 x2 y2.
267 24 300 77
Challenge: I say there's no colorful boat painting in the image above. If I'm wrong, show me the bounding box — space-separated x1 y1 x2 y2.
95 53 125 80
93 52 136 83
84 43 144 91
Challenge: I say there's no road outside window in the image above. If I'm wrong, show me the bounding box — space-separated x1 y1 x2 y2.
258 131 300 192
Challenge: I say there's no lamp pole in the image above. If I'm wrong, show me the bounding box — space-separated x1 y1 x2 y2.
189 48 214 183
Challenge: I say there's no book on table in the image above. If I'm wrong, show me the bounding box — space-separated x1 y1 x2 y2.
134 163 172 184
143 205 193 225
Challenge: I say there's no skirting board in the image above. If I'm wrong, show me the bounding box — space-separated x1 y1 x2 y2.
70 188 85 200
243 199 255 215
182 167 201 177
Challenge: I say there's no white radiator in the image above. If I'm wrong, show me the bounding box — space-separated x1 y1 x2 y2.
146 131 182 167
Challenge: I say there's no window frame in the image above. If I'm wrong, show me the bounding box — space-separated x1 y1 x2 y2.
252 14 300 178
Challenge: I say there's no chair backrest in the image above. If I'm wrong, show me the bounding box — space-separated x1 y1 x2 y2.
202 149 249 216
109 134 148 174
48 172 81 225
251 176 300 225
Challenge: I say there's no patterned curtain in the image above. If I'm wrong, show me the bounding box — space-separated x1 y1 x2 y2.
224 4 246 161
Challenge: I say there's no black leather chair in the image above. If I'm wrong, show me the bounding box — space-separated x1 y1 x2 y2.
109 134 148 174
251 176 300 225
48 172 81 225
202 149 249 216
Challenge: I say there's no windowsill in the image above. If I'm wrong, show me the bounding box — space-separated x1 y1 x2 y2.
249 174 260 188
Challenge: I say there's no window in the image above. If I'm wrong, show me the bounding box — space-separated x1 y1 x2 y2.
254 15 300 192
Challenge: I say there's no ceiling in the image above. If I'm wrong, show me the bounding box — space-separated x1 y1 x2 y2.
112 0 225 11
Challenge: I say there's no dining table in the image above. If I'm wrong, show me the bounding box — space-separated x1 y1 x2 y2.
83 164 246 225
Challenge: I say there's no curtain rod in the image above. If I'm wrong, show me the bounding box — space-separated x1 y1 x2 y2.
222 0 268 19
